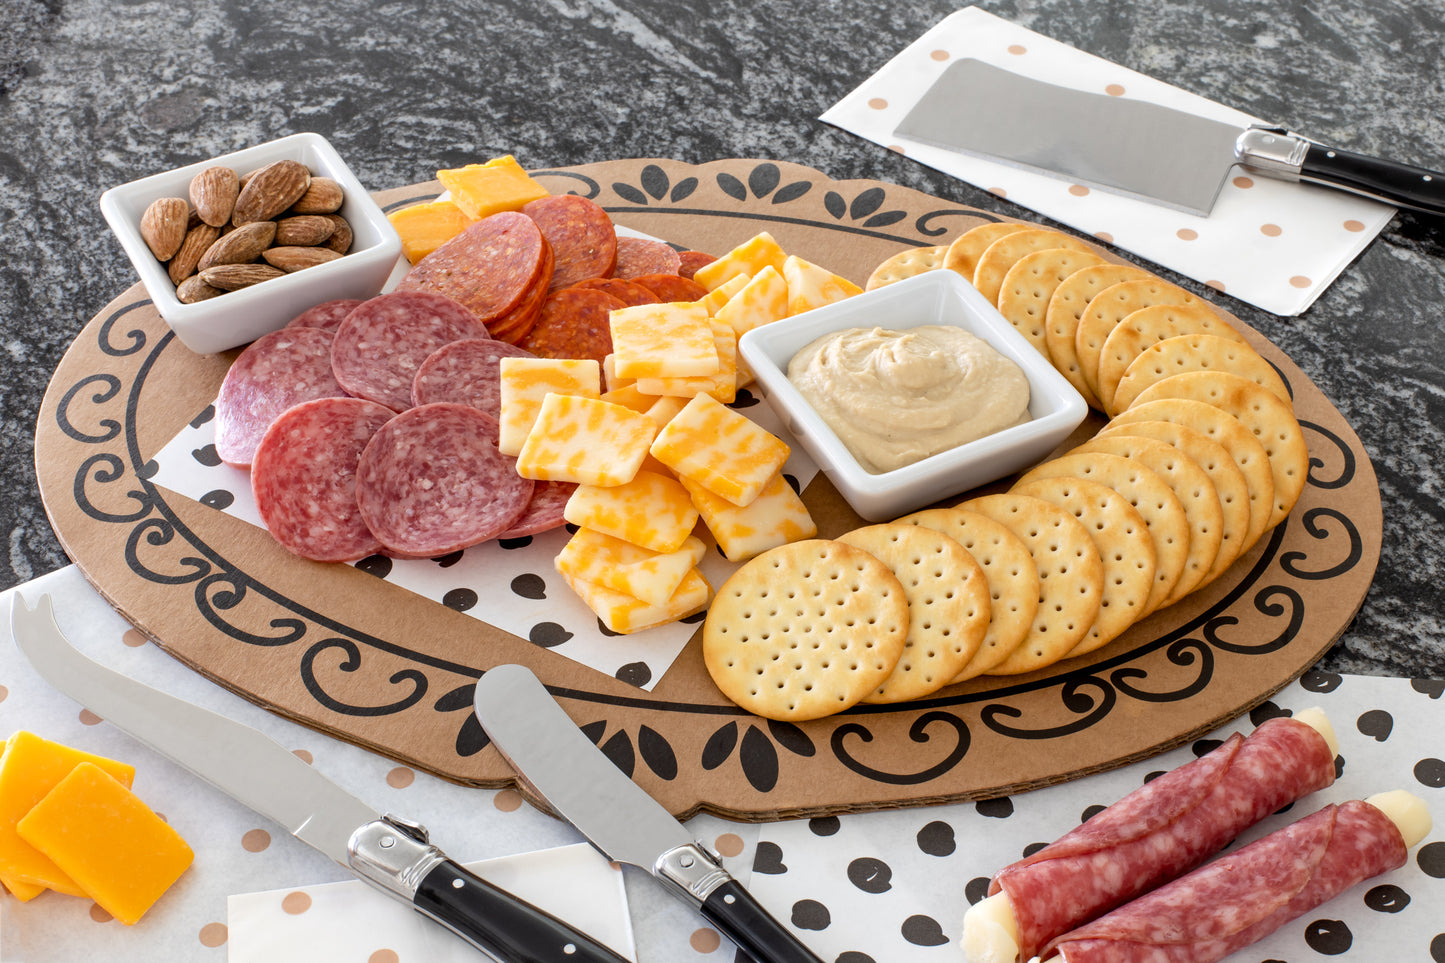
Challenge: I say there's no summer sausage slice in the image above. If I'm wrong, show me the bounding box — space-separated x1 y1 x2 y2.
396 211 551 325
355 402 534 557
285 298 364 333
330 290 488 412
629 272 708 303
522 194 618 291
215 327 347 467
612 236 682 278
567 276 659 306
499 479 576 539
411 337 536 417
251 397 395 562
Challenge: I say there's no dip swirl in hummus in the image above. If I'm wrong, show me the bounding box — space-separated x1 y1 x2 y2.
787 325 1031 474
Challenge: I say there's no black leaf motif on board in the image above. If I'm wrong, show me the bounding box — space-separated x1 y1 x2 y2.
862 210 907 228
748 163 780 198
824 190 847 219
702 721 739 769
455 713 490 756
612 181 649 205
601 729 635 776
740 724 779 792
638 725 678 780
850 187 885 220
640 164 669 200
433 683 476 712
670 177 698 202
773 180 812 204
767 720 816 757
580 720 607 745
717 172 747 202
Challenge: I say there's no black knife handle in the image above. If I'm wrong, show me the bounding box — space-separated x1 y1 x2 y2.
700 879 825 963
414 858 629 963
1301 142 1445 215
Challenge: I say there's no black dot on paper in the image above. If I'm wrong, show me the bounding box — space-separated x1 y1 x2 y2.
1364 884 1410 913
1357 709 1394 742
597 618 621 638
1143 769 1168 784
1300 670 1343 693
809 816 841 837
680 609 707 624
355 555 393 579
511 573 547 599
199 489 234 510
964 876 992 905
191 444 222 467
1431 932 1445 962
916 821 956 856
1249 701 1291 725
1081 804 1107 823
528 622 572 648
431 550 463 568
614 662 651 687
790 899 830 931
1415 757 1445 788
498 535 533 550
564 522 580 535
847 857 892 893
1413 678 1445 699
901 915 949 946
1022 841 1049 858
730 388 760 409
836 953 876 963
441 588 477 612
136 459 159 480
1191 737 1224 757
975 797 1013 819
1335 754 1346 780
1303 918 1352 954
190 404 215 427
752 841 787 875
1418 841 1445 878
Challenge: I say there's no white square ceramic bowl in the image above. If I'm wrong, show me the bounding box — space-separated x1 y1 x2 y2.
99 132 403 355
739 269 1087 521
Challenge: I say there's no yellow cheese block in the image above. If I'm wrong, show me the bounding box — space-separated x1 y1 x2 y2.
0 731 136 896
497 357 601 457
716 265 790 336
564 469 699 553
782 254 863 315
515 393 657 486
697 273 750 316
650 394 790 507
599 383 659 414
642 394 691 427
682 471 817 561
1 872 45 901
435 155 549 220
18 763 192 925
610 303 719 379
602 353 633 392
387 199 475 264
634 319 738 403
556 529 706 606
693 232 787 292
562 568 713 635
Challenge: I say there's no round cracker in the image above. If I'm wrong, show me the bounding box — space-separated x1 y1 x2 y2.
866 244 948 291
1011 476 1155 657
1104 398 1275 557
997 248 1107 360
1074 278 1199 403
1044 263 1153 408
703 539 909 721
898 507 1041 682
943 222 1032 281
1071 434 1222 606
837 523 991 703
971 229 1095 305
956 493 1104 676
1018 451 1190 617
1128 371 1308 530
1111 334 1291 415
1096 302 1247 413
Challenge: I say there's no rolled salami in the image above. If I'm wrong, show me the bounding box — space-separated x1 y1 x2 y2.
963 711 1338 963
1042 792 1429 963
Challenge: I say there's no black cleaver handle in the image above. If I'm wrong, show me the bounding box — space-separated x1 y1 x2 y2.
1300 142 1445 215
700 878 826 963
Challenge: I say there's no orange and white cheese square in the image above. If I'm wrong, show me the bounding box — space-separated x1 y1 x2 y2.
561 568 712 635
634 319 738 403
610 303 719 379
681 472 817 562
563 469 700 554
555 529 706 607
650 394 790 507
782 254 862 316
693 231 787 292
498 358 600 456
697 273 749 316
515 394 656 486
716 265 789 336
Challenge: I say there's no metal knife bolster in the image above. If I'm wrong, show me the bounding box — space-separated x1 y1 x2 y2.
1235 126 1310 178
653 841 733 904
347 814 447 898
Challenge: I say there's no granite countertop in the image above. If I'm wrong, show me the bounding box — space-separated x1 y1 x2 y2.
2 0 1442 679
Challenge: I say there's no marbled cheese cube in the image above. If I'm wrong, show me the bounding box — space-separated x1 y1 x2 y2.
693 231 787 292
497 357 600 456
783 254 862 315
564 469 699 553
716 265 789 336
682 471 817 561
555 529 706 606
610 303 718 379
515 394 656 486
562 568 712 635
650 393 790 507
634 319 738 403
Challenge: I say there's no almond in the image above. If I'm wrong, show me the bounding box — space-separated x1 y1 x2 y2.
197 220 277 272
168 223 222 284
232 159 311 226
289 176 344 215
199 263 286 291
189 166 240 227
262 246 343 272
140 196 189 261
322 214 353 254
274 214 336 247
176 275 226 303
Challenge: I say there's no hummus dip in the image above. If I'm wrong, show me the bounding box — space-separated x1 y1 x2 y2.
787 325 1031 474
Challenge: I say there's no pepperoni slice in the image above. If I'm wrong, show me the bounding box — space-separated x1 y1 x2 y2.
485 239 554 344
567 276 659 306
499 480 577 539
396 211 552 324
251 397 395 562
285 299 364 333
522 194 618 291
330 291 488 412
612 236 682 278
677 250 716 279
629 273 708 303
412 338 536 416
355 403 534 557
517 288 625 365
215 327 348 467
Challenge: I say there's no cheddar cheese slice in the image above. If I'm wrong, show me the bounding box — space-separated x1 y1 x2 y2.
562 568 712 635
436 155 549 220
387 199 474 264
642 394 691 427
716 265 789 336
697 273 750 316
693 232 787 292
634 319 738 403
602 353 633 392
681 472 817 561
650 393 790 507
564 469 699 553
599 383 659 414
610 303 719 379
515 393 656 486
498 357 601 456
783 254 862 315
556 529 706 606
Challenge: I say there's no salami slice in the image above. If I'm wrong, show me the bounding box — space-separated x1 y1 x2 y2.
1046 800 1409 963
396 211 552 324
677 250 716 279
567 276 659 306
251 397 395 562
355 402 534 557
612 236 682 278
499 479 576 539
989 716 1336 961
214 327 348 467
629 272 708 303
517 287 625 365
330 290 488 412
412 337 536 416
285 298 364 333
522 194 618 291
486 238 554 344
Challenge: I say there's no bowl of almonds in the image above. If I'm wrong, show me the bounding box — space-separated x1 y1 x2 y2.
100 132 402 354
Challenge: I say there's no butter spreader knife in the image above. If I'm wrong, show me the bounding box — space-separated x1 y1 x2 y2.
8 593 628 963
473 663 825 963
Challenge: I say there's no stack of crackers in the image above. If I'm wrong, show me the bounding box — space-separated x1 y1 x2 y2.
703 221 1309 722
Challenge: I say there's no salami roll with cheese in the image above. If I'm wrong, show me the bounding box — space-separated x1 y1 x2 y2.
1043 793 1427 963
612 236 682 278
215 327 348 467
967 713 1338 963
397 210 553 325
522 194 617 291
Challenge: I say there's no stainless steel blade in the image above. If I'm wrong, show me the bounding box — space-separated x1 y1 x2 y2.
472 664 694 870
893 58 1245 215
8 593 378 865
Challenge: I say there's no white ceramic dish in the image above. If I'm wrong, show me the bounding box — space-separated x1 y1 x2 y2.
99 132 403 355
739 269 1087 521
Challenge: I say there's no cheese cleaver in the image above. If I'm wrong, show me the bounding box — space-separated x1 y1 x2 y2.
473 663 825 963
8 593 629 963
893 58 1445 216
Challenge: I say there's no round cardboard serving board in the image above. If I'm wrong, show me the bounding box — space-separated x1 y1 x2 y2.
36 159 1381 820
